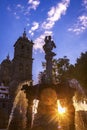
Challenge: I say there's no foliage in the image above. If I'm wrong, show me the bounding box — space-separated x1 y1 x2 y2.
39 51 87 92
52 56 73 83
74 51 87 90
39 56 74 84
38 71 46 84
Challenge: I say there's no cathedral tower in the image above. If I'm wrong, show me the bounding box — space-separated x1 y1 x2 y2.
0 55 11 86
12 30 34 82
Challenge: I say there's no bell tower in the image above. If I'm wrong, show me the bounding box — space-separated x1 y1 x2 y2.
12 30 34 82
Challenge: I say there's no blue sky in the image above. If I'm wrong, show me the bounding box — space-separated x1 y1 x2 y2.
0 0 87 83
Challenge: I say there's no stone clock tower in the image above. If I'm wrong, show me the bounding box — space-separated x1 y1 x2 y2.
12 30 34 82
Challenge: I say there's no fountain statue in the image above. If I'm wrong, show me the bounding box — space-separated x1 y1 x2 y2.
7 36 87 130
43 36 56 84
21 36 76 130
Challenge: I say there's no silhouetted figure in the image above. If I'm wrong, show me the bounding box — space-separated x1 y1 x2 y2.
43 36 56 84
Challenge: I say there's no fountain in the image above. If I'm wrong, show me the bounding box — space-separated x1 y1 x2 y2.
7 82 29 130
7 36 87 130
7 79 87 130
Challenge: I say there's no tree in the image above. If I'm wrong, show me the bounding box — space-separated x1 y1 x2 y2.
39 56 74 84
74 51 87 91
52 56 76 84
39 52 87 92
38 71 46 84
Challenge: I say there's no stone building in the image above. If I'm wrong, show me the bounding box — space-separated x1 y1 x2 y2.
0 30 34 128
0 85 9 128
12 30 33 82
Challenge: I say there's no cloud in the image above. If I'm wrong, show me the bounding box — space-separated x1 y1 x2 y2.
44 30 53 35
79 15 87 27
13 11 20 20
34 0 70 51
26 23 30 27
29 22 39 36
16 4 24 8
34 33 46 51
68 15 87 34
7 0 70 51
83 0 87 9
7 6 11 11
7 0 40 21
15 16 20 19
16 4 24 12
28 0 40 10
42 0 70 30
34 31 53 50
68 0 87 34
7 4 24 20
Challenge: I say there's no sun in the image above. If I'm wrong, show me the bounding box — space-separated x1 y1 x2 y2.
57 100 66 115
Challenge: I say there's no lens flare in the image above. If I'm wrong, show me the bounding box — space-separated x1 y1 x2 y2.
57 100 66 115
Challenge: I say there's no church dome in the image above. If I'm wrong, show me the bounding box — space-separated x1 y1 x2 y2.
14 29 33 47
1 55 11 66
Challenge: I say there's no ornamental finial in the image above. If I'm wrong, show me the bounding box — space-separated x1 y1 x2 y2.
23 28 26 37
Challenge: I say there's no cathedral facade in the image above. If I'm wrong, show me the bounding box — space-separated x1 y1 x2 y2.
0 31 34 128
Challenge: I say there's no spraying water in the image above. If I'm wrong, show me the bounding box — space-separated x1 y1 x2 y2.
7 79 87 130
7 83 28 130
69 79 87 130
31 99 39 128
56 79 87 130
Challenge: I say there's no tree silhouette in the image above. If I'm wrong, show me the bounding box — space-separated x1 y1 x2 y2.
74 51 87 92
